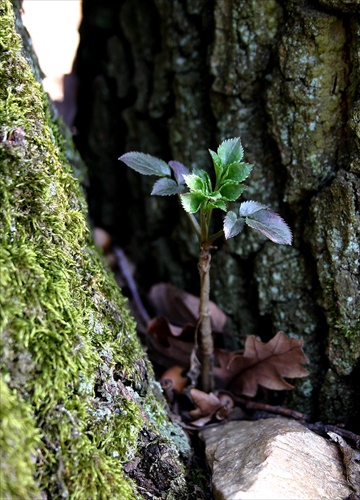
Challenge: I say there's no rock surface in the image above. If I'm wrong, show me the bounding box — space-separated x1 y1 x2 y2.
200 418 352 500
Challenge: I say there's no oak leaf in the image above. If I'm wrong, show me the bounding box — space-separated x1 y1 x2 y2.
147 283 227 368
189 389 222 420
189 388 234 427
147 316 194 367
214 331 309 397
148 283 227 332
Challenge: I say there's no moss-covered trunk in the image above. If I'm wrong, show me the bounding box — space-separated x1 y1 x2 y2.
0 1 190 498
74 0 359 428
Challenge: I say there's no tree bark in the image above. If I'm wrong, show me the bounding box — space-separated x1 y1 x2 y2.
0 2 190 498
75 0 359 428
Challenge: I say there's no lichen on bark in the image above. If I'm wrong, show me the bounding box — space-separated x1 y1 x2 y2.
256 1 359 421
305 171 360 373
266 5 348 204
0 1 189 497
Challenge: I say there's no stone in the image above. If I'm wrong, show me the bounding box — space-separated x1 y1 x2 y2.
200 418 352 500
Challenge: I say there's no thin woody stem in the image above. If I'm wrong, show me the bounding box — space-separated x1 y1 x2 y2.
186 212 201 240
197 247 214 392
182 202 214 391
190 204 218 392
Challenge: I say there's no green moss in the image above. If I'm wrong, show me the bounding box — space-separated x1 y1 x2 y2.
0 377 41 498
0 2 188 497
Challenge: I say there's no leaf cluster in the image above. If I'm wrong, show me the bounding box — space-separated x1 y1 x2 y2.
181 138 251 214
119 138 292 245
119 138 250 213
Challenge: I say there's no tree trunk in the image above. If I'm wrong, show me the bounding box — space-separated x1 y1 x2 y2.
0 2 190 498
74 0 359 428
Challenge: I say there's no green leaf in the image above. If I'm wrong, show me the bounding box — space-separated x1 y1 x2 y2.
243 205 292 245
207 199 227 211
217 138 244 167
209 149 223 181
183 174 205 192
151 178 184 196
119 152 171 177
209 149 221 167
180 192 206 213
219 183 246 201
226 162 253 183
223 211 245 239
193 169 213 193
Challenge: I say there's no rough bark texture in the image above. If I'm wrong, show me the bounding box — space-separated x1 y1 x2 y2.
74 0 359 426
0 1 190 498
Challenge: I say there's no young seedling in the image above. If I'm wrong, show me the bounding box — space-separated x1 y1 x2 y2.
119 138 292 392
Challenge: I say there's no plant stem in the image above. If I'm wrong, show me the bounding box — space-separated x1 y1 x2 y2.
197 246 214 392
196 206 216 391
207 229 224 247
192 205 225 392
200 206 207 243
186 212 201 240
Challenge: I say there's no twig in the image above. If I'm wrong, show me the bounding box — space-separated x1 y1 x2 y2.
307 422 360 449
232 395 310 422
234 398 360 447
186 211 201 239
113 247 150 326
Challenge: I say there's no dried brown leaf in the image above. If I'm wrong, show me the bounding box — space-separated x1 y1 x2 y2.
160 366 187 393
147 316 194 367
93 227 112 252
214 331 309 397
189 415 214 428
149 283 227 332
188 389 235 426
215 393 235 420
189 388 222 419
147 315 194 339
146 284 227 368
